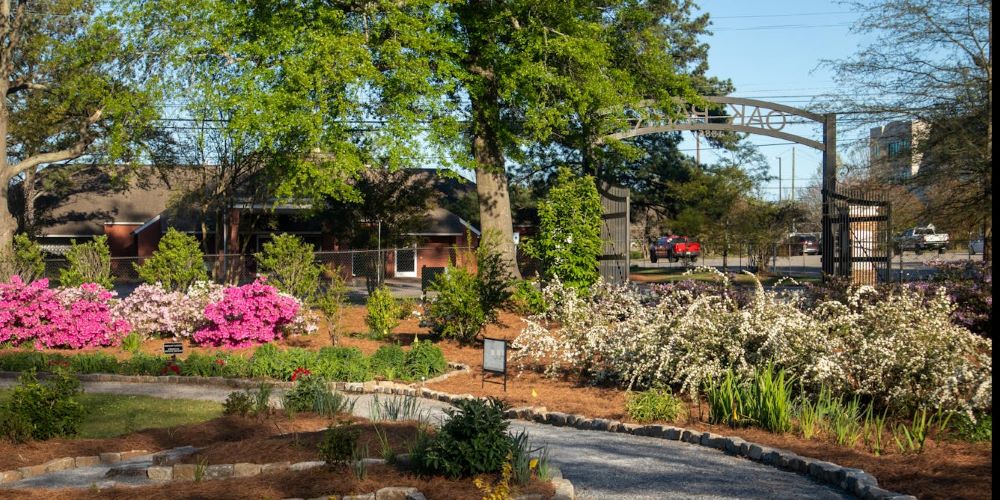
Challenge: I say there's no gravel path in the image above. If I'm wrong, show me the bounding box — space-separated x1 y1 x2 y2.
1 380 851 498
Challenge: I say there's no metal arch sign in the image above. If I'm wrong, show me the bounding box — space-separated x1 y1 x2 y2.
602 96 827 151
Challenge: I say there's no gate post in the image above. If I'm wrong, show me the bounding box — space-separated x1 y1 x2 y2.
821 113 838 278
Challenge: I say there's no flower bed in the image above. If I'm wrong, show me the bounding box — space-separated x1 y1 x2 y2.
1 278 311 349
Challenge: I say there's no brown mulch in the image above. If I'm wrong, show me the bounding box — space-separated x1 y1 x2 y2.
0 413 330 471
3 465 554 500
185 420 422 465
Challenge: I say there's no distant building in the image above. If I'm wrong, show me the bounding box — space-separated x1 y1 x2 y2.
869 120 928 181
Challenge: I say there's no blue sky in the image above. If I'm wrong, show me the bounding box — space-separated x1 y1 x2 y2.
682 0 876 200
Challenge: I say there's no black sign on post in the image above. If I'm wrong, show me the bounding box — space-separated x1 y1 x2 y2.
163 342 184 359
482 337 507 391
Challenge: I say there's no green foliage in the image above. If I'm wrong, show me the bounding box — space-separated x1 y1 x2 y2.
862 405 889 456
403 340 447 381
413 398 513 479
121 333 142 355
0 234 46 283
4 369 85 441
0 352 50 372
59 236 113 289
319 422 361 468
510 430 550 486
365 285 400 339
523 169 602 289
828 396 864 447
369 344 406 380
255 233 322 302
0 407 33 444
894 409 952 454
223 391 255 417
951 412 991 443
135 229 207 291
625 387 685 423
369 394 423 422
315 347 370 382
705 365 793 433
426 234 513 344
68 352 119 374
282 375 355 416
508 279 546 315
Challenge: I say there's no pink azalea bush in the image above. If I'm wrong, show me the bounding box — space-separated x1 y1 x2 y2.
0 277 130 349
117 282 223 339
192 279 300 348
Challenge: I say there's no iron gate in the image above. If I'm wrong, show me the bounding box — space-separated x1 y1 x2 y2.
598 182 630 283
822 188 892 284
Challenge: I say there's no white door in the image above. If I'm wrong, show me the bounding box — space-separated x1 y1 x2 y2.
395 246 417 278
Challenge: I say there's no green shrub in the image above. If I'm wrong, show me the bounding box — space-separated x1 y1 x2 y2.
282 375 355 416
121 333 142 355
6 369 85 440
223 391 255 417
219 354 251 378
413 398 512 478
0 352 51 372
134 228 208 291
319 422 361 467
0 407 34 443
365 285 400 339
951 412 991 442
68 353 119 374
625 387 685 423
369 344 406 380
249 343 283 379
181 352 224 377
255 233 322 303
403 340 446 380
369 394 423 422
426 234 512 344
120 353 168 376
705 365 794 433
508 279 546 315
0 233 46 283
59 236 113 288
315 346 370 382
522 168 602 289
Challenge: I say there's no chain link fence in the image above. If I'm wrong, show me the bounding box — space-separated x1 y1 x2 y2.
630 238 989 283
41 246 473 299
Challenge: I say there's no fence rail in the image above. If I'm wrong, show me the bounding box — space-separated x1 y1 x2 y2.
630 238 989 283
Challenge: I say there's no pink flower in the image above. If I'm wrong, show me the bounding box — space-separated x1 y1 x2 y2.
191 279 300 348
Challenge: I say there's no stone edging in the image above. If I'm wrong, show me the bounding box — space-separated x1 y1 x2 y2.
0 450 149 484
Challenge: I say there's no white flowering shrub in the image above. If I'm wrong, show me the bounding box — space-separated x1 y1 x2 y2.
513 272 992 414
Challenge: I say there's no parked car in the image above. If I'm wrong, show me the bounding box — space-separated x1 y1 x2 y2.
649 235 701 263
894 224 949 254
782 233 820 256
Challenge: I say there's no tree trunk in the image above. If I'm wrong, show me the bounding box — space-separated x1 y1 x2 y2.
469 72 521 280
0 178 16 247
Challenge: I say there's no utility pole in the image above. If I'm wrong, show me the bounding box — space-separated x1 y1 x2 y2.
791 147 796 201
695 131 701 165
778 156 783 201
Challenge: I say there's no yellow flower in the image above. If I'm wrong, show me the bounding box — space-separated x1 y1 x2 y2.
531 388 538 398
529 458 539 470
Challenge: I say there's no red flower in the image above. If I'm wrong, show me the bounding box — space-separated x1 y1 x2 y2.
215 358 226 366
290 367 312 381
161 362 181 376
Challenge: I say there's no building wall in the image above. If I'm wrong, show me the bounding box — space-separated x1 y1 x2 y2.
103 224 141 257
869 120 928 181
135 219 164 257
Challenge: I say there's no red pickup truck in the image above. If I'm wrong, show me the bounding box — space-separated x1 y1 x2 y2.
649 236 701 263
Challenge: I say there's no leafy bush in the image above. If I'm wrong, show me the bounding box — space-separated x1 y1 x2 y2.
255 234 322 303
522 168 602 289
365 285 400 339
703 366 794 433
315 347 370 382
507 279 546 315
223 391 255 417
0 233 45 283
69 352 120 374
59 236 113 289
625 387 685 423
403 340 446 380
282 375 355 416
413 398 512 478
192 279 300 347
426 234 512 344
135 228 208 291
4 369 85 441
319 422 361 467
121 332 142 354
951 412 991 442
0 278 129 349
369 344 406 380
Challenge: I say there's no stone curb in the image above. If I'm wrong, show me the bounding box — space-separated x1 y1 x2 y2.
0 450 149 484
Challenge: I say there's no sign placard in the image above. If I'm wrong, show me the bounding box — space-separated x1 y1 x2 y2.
163 342 184 356
482 337 508 391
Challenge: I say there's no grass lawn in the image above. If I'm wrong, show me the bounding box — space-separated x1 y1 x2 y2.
0 390 223 439
629 266 822 286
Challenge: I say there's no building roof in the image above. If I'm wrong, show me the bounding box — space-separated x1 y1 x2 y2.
410 207 480 236
33 166 208 237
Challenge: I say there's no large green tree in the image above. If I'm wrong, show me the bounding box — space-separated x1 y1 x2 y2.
1 0 163 247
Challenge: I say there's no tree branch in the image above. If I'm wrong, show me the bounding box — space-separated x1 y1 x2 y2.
5 78 46 95
6 109 103 177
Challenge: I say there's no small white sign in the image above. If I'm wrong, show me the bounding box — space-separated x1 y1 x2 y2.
483 338 507 373
512 232 521 246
